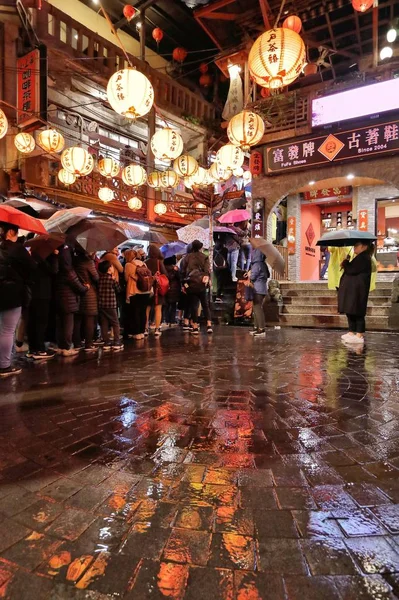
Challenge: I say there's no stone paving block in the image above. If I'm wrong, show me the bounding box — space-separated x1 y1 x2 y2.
233 571 285 600
300 538 359 575
45 509 96 541
174 506 214 531
1 532 62 570
121 524 171 560
13 499 63 531
292 510 346 538
125 559 189 599
257 539 308 574
284 575 342 600
0 518 31 553
346 484 392 508
3 568 54 599
345 536 399 573
333 509 387 537
163 528 212 566
239 487 278 510
214 506 254 536
185 567 233 600
0 489 38 518
275 487 318 510
311 486 358 511
254 510 299 539
208 533 257 570
372 505 399 533
39 479 84 502
334 574 397 599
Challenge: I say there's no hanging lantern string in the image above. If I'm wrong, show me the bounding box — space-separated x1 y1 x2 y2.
97 0 133 68
274 0 287 27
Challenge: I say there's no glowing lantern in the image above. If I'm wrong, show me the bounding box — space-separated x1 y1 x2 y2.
128 196 143 210
249 150 262 177
123 5 136 21
154 202 167 216
216 144 244 170
203 169 216 185
98 186 114 202
184 176 194 189
61 147 94 176
199 63 208 74
122 164 147 187
191 166 206 186
209 161 232 182
248 28 306 89
243 170 252 182
283 15 302 33
98 157 120 179
160 169 179 188
0 109 8 140
261 87 271 98
352 0 373 11
173 154 199 177
173 47 188 63
151 128 184 162
152 27 163 44
304 63 318 76
227 110 265 151
147 171 163 189
233 167 244 177
58 169 76 186
107 68 154 120
14 132 35 154
199 74 212 87
38 129 65 153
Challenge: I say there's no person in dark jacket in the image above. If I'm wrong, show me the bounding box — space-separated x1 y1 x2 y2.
181 239 212 335
338 242 373 345
145 244 168 337
163 255 180 326
55 246 88 356
0 223 36 377
98 260 123 351
27 251 59 360
73 247 99 352
213 239 229 303
248 248 270 338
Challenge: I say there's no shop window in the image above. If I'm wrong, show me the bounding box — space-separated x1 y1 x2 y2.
94 41 99 57
72 29 78 50
82 35 89 55
48 14 54 36
376 199 399 272
60 21 67 44
103 47 108 66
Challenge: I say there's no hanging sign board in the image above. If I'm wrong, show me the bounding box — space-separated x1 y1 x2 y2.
287 216 296 255
358 209 369 231
16 46 47 129
252 197 265 239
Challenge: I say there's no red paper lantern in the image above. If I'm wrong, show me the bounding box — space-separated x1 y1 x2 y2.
304 63 318 76
199 74 212 87
123 5 136 22
199 62 208 74
152 27 164 44
261 87 270 98
351 0 373 11
173 47 188 63
250 151 263 177
283 15 302 33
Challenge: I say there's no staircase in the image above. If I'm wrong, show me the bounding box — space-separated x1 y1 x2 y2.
278 282 394 330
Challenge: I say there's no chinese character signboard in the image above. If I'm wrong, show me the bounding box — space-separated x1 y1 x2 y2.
303 186 351 201
265 120 399 174
252 197 265 238
358 209 369 231
17 46 47 128
287 216 296 255
250 151 263 177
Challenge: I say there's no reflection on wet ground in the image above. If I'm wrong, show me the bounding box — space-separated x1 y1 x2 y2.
0 327 399 598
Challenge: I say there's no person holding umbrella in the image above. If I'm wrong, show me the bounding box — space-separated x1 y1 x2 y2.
73 246 99 353
247 248 270 338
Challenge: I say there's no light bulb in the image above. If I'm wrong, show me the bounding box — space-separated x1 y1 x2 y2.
387 28 397 43
347 173 355 180
380 46 393 60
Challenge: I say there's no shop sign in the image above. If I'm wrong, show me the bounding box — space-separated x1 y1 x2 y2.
265 120 399 174
252 197 265 238
250 151 263 177
358 209 369 231
17 49 41 126
287 216 296 255
192 186 212 207
303 186 351 201
175 204 208 216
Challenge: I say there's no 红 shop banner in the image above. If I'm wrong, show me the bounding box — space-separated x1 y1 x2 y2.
17 49 41 126
265 120 399 174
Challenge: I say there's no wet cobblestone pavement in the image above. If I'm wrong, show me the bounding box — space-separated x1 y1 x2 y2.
0 327 399 599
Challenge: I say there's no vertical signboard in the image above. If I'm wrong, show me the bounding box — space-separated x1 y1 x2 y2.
16 46 47 128
252 197 265 239
358 209 369 231
287 216 296 255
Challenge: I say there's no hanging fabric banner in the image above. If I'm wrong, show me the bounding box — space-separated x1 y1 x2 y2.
222 65 244 121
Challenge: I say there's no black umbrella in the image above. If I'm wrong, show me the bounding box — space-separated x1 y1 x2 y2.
317 229 377 247
24 233 66 259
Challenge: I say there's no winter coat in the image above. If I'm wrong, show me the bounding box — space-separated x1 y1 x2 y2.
338 251 372 317
55 247 88 314
74 255 99 316
125 259 151 299
0 240 36 311
31 253 58 301
180 251 210 280
145 257 168 277
100 252 123 283
250 248 270 295
165 264 181 303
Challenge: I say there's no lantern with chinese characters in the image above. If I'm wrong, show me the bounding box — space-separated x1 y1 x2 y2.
209 161 232 182
98 157 120 179
233 167 244 177
98 186 114 202
0 108 8 140
61 147 94 176
14 132 35 154
173 47 188 63
38 129 65 153
203 169 216 185
173 154 199 177
154 202 167 216
199 74 212 87
150 128 184 162
184 176 194 189
249 150 262 177
152 27 163 44
122 164 147 187
107 68 154 120
123 5 136 21
227 110 265 151
283 15 302 33
243 170 252 182
352 0 373 11
147 171 163 189
191 166 206 186
58 169 76 186
248 28 306 89
128 196 142 210
216 144 244 170
160 169 179 189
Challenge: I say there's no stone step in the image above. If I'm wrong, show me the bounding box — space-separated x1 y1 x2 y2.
282 288 392 298
275 314 389 330
281 304 390 317
284 296 390 307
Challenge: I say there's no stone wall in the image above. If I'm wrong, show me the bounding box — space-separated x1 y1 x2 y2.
355 184 399 233
287 194 301 281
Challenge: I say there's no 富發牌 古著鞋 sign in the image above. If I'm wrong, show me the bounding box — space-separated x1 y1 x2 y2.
264 120 399 174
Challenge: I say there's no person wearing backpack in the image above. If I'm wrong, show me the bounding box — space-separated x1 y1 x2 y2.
181 239 213 335
124 249 152 340
163 255 181 326
145 244 169 337
0 223 36 377
248 248 270 338
213 239 228 303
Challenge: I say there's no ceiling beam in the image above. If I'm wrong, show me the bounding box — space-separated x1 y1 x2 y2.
202 12 239 21
259 0 273 29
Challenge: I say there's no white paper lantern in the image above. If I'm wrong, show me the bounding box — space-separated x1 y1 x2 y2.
191 166 206 186
173 154 199 177
160 169 180 188
217 144 244 170
233 167 244 177
209 161 232 182
14 132 35 154
203 169 216 185
154 202 167 215
147 171 163 189
98 157 120 179
227 111 265 151
122 164 147 187
128 196 143 210
151 128 184 162
107 68 154 119
58 169 76 186
184 176 194 189
98 186 114 202
61 147 94 176
38 129 65 153
0 109 8 140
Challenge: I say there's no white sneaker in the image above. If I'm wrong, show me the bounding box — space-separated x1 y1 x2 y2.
249 329 257 336
15 343 28 353
341 333 356 342
232 277 238 282
61 348 79 357
346 335 365 345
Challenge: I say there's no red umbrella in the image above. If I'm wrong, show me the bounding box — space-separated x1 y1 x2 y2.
218 209 251 224
0 205 47 235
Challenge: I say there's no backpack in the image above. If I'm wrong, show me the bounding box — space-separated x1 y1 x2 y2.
185 268 206 294
136 263 154 292
154 260 170 296
213 249 227 270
